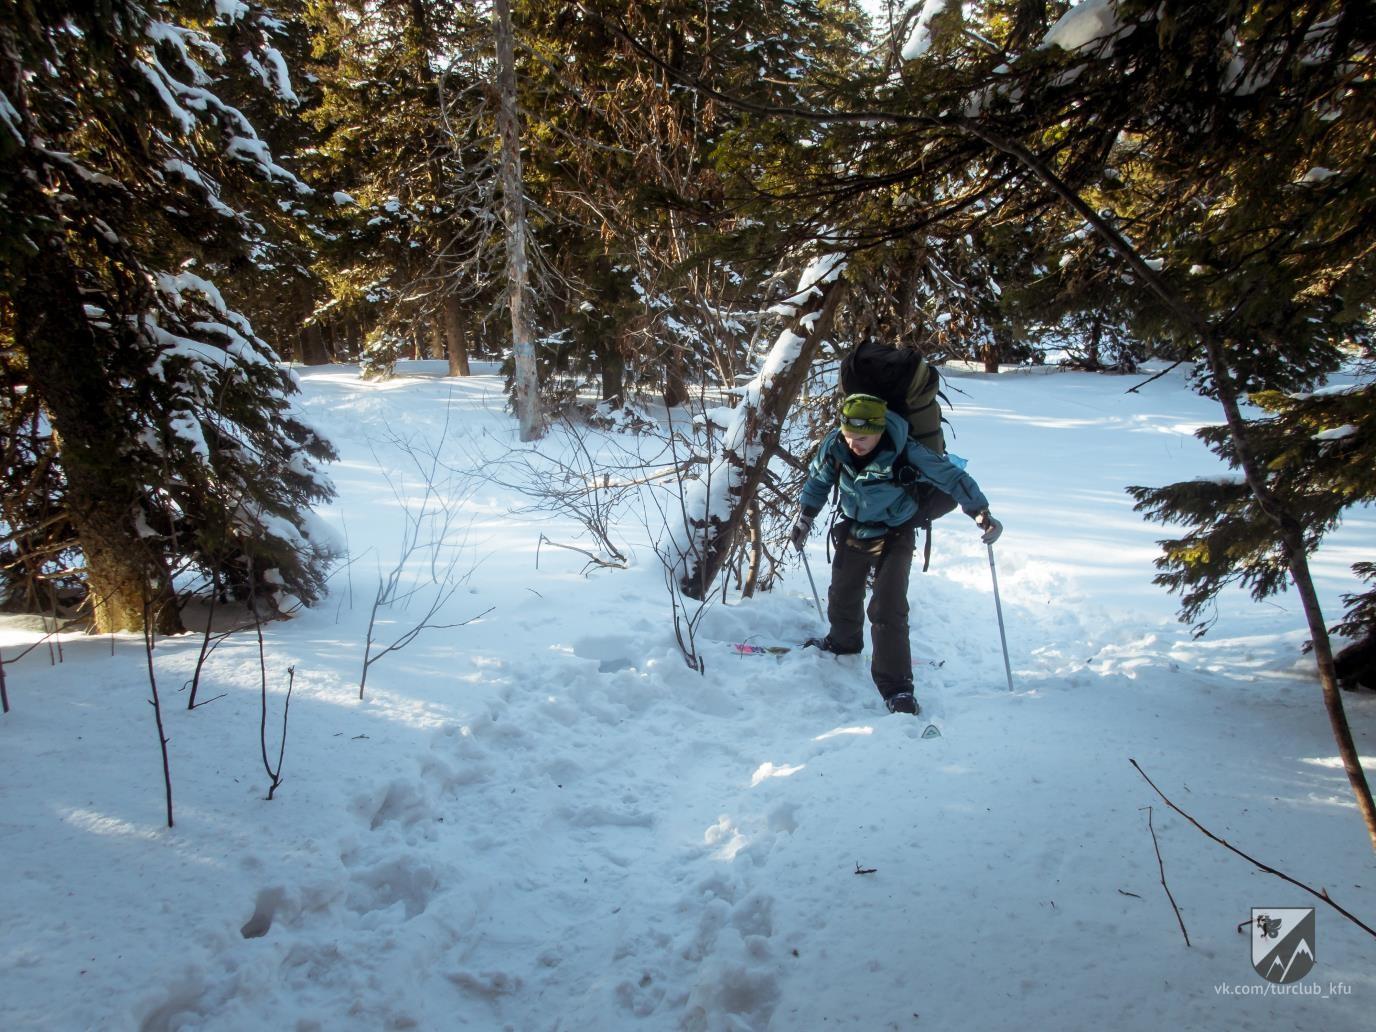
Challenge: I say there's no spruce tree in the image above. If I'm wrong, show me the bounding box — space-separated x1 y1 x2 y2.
1 0 338 633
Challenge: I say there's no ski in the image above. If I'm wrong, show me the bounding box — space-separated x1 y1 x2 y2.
727 643 794 656
724 642 945 669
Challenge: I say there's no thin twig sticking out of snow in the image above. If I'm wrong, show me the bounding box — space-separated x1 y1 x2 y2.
1142 805 1190 947
1131 759 1376 939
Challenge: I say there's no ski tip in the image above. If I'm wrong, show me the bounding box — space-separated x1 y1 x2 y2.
920 723 942 739
729 643 790 655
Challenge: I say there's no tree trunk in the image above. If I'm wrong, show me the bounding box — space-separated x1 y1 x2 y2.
443 297 471 376
494 0 543 441
428 317 447 360
663 344 689 408
299 321 329 365
741 500 763 598
296 281 328 365
16 245 182 635
1086 315 1103 371
679 276 846 600
599 336 626 406
1203 336 1376 855
982 329 1005 373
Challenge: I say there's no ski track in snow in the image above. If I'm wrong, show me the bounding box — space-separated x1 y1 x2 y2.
3 362 1373 1032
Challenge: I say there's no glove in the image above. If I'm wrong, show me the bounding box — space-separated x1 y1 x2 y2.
789 513 814 552
974 509 1003 545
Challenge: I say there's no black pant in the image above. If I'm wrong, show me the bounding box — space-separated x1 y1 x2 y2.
827 522 916 701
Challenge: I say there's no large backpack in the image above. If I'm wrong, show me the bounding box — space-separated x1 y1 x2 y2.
835 340 958 567
839 339 947 455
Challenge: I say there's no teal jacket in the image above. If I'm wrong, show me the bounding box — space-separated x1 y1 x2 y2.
799 411 989 538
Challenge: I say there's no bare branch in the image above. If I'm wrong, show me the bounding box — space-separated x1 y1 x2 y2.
1142 805 1191 947
1131 759 1376 939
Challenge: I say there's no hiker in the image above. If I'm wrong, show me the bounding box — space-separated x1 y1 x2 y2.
790 392 1002 715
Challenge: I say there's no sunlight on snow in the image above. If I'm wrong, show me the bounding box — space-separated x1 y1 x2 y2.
306 685 457 730
704 816 748 861
750 761 805 787
813 725 875 741
60 808 166 842
1301 755 1376 773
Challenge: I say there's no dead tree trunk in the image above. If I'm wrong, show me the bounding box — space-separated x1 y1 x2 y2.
494 0 542 441
678 275 846 600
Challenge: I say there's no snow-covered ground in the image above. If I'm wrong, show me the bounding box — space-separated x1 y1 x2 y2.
3 361 1373 1031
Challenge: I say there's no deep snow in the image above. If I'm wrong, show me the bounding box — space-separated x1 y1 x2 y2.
3 360 1373 1032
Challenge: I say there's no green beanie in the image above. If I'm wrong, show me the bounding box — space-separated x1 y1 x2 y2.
839 393 887 435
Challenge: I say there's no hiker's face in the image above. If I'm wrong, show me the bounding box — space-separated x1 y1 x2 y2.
842 429 881 456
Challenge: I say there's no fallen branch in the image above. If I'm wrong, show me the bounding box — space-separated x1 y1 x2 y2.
1143 805 1190 946
1131 758 1376 939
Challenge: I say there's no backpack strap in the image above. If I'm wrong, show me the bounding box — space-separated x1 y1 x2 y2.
891 447 948 573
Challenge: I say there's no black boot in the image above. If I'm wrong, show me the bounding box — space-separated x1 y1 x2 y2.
802 636 862 655
885 692 919 715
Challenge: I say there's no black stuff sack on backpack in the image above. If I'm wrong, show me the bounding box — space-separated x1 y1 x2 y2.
839 339 947 455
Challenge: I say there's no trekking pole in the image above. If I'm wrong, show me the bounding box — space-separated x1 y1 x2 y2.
987 542 1015 692
800 549 825 623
